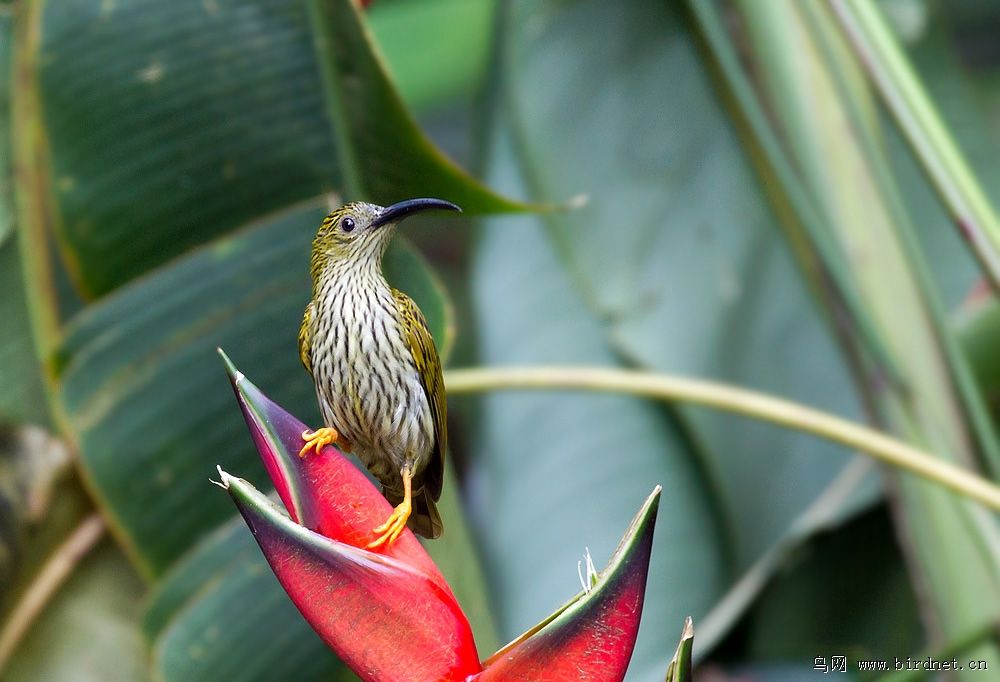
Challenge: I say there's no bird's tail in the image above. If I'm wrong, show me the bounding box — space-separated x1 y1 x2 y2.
387 486 443 539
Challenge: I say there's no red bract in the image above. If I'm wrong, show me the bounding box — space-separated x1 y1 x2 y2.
472 489 658 681
217 350 660 682
219 471 480 680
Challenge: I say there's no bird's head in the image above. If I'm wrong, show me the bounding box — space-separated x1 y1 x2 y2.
310 198 461 276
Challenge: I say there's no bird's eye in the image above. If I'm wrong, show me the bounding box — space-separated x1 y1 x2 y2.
341 216 356 232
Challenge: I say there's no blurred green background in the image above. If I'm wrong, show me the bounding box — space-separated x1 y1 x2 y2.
4 0 1000 679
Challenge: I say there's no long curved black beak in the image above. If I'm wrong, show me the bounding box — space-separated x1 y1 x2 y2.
370 198 462 229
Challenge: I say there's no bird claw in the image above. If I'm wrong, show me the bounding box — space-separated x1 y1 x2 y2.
367 501 411 549
298 427 338 458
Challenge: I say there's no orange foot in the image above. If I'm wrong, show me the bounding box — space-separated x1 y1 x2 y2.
367 466 413 549
299 427 338 458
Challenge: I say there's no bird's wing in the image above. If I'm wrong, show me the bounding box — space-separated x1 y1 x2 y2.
298 300 314 374
392 288 446 501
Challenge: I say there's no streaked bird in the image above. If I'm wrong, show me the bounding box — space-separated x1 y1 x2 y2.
298 198 458 548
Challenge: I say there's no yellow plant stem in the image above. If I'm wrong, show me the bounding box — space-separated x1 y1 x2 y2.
445 366 1000 511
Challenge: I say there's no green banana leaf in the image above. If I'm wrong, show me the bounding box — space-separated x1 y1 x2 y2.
18 0 523 298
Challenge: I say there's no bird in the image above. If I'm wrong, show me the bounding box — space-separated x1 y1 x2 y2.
297 198 459 549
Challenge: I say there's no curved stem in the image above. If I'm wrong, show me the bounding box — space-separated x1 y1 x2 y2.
0 514 105 671
444 366 1000 511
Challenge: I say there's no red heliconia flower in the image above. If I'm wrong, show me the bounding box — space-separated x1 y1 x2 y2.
216 349 660 682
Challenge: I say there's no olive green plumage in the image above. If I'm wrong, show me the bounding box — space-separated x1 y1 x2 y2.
298 199 458 539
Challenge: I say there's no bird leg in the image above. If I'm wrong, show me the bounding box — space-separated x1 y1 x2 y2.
298 427 339 458
367 465 413 549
